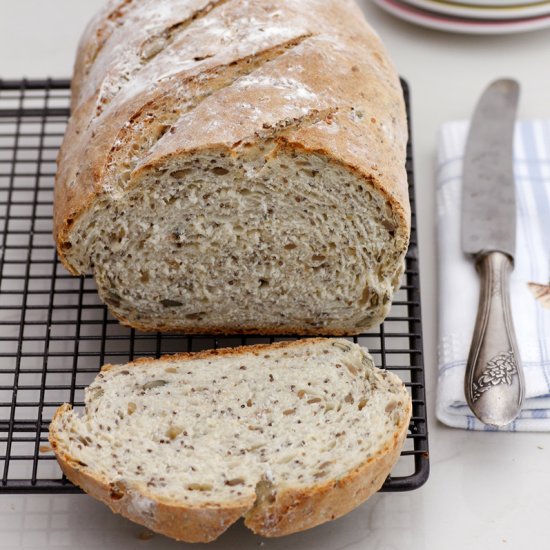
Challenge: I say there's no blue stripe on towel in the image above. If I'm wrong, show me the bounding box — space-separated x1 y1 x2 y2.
522 123 550 265
521 123 550 387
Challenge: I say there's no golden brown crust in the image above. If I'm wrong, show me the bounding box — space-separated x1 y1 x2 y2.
50 413 252 542
49 339 412 542
71 0 138 112
99 337 332 372
73 0 226 114
244 400 411 536
55 0 409 273
132 7 410 233
54 0 314 266
108 308 390 337
54 31 314 274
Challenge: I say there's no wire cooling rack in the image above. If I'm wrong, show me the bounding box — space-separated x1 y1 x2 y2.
0 78 428 493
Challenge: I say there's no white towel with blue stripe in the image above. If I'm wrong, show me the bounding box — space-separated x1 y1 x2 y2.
436 120 550 431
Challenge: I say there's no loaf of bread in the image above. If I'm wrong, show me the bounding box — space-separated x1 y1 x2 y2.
49 338 411 542
54 0 409 335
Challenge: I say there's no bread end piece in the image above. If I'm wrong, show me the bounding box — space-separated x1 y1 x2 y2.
243 399 410 537
50 405 253 543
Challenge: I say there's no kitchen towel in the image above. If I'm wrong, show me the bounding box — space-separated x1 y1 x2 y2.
436 120 550 431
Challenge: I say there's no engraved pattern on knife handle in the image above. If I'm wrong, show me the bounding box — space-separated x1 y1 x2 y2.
464 251 524 426
471 350 516 402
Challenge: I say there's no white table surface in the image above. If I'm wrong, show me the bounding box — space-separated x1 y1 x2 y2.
1 1 550 549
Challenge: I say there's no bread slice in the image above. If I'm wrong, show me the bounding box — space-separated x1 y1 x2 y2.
49 339 411 542
55 0 410 335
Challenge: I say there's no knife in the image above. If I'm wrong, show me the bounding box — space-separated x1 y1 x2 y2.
461 78 524 427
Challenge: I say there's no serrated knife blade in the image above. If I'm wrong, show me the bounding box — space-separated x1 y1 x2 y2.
461 79 524 427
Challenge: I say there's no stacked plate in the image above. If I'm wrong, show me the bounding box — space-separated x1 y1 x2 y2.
372 0 550 34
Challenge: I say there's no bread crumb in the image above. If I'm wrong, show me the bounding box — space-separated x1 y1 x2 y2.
138 530 155 541
39 445 53 454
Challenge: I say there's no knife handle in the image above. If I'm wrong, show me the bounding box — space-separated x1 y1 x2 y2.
464 251 524 427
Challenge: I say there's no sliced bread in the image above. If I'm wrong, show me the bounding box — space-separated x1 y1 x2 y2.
49 338 411 542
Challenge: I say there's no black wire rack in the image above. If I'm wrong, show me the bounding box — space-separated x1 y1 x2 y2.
0 78 428 494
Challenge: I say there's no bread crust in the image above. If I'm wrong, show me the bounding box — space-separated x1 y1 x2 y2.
49 339 412 542
50 406 253 543
244 401 410 536
55 0 409 273
107 304 396 337
100 337 334 368
54 0 315 268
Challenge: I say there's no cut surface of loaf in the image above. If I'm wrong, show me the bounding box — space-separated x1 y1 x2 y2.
55 0 410 334
49 339 411 542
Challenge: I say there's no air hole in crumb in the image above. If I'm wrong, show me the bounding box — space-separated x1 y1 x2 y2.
359 286 371 306
109 483 125 500
142 380 167 390
212 167 229 176
185 312 205 320
161 299 183 308
170 169 191 179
